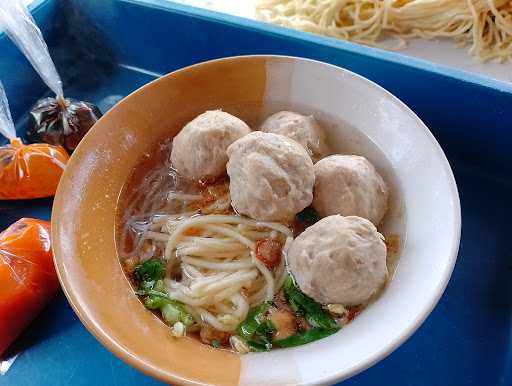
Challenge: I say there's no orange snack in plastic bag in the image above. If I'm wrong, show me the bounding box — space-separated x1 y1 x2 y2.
0 138 69 199
0 81 70 200
0 218 59 355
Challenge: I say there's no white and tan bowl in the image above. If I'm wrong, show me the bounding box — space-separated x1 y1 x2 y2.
52 55 461 386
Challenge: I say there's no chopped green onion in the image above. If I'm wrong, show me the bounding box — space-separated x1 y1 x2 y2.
162 303 181 324
246 340 272 352
143 294 168 310
273 328 339 348
283 275 338 330
134 259 165 291
238 301 271 340
296 207 320 227
136 288 194 327
153 279 166 293
237 302 275 351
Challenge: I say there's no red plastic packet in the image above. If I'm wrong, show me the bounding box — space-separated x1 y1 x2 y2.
0 218 59 355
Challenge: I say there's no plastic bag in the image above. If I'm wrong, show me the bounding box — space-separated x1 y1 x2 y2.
0 0 102 153
0 218 59 355
27 96 102 153
0 81 69 200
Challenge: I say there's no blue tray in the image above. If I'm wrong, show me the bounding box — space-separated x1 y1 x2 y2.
1 1 511 385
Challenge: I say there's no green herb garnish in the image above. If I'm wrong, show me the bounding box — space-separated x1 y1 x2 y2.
236 277 340 351
283 275 339 330
136 289 193 327
273 328 339 348
237 302 275 351
296 207 320 227
238 301 271 339
134 258 165 291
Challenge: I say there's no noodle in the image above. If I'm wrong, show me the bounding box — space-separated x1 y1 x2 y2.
251 252 275 301
182 263 203 278
163 214 288 261
167 192 203 201
230 294 250 319
181 255 255 270
179 248 247 259
196 307 235 332
188 272 231 290
275 237 292 290
197 270 259 295
144 231 170 242
205 225 256 249
133 209 290 332
256 0 512 61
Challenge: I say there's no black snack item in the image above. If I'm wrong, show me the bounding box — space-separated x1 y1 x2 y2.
27 96 102 153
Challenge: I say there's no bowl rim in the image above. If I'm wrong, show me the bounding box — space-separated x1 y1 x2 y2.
52 54 461 386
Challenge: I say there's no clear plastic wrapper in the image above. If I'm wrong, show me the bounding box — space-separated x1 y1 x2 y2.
27 96 102 153
0 0 102 153
0 81 69 200
0 218 59 356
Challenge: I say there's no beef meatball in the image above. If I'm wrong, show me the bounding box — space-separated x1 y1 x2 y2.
287 215 387 305
312 155 388 225
260 111 327 160
171 110 251 180
226 131 314 222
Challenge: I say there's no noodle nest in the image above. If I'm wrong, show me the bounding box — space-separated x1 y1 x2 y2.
121 170 293 333
256 0 512 62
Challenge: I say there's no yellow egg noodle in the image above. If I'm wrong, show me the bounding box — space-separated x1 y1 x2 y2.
256 0 512 61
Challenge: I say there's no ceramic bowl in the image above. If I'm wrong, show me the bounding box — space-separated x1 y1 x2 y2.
52 55 461 386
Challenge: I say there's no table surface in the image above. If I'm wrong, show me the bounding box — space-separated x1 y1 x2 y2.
1 65 511 386
172 0 512 84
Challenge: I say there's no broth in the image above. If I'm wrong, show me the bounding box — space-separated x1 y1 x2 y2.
116 103 405 352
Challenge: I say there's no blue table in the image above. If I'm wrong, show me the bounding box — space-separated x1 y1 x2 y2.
1 1 511 385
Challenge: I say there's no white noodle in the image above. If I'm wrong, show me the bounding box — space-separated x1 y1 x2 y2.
251 252 275 301
177 247 245 259
230 293 250 319
189 272 231 291
274 238 290 292
185 237 246 250
201 195 232 214
196 307 235 332
168 291 212 307
205 225 256 249
182 256 255 270
168 192 203 201
256 221 293 237
212 285 249 303
144 231 170 242
198 270 259 295
182 264 203 279
249 286 267 306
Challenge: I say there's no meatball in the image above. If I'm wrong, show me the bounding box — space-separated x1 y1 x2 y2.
226 131 314 222
287 215 387 305
260 111 327 160
171 110 251 180
312 155 389 225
